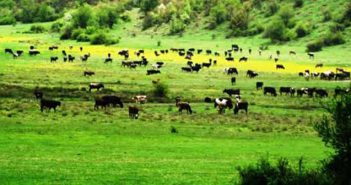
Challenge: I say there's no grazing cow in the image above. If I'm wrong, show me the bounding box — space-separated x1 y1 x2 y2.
175 97 192 114
334 88 350 97
231 77 236 85
274 58 279 62
62 50 67 56
276 64 285 70
239 57 248 62
29 50 40 56
63 56 68 62
204 97 212 103
105 58 113 63
84 71 95 76
102 95 124 108
40 99 61 112
214 98 233 114
129 106 140 119
191 64 201 72
80 47 83 52
234 100 248 115
226 57 234 61
320 71 335 80
133 95 147 104
315 63 323 68
94 98 109 110
335 72 350 80
264 87 277 96
16 50 23 56
202 61 212 68
147 69 161 75
247 70 258 78
289 51 296 55
206 50 212 55
50 56 58 62
226 68 238 75
223 89 240 97
298 72 304 77
308 53 314 59
232 44 239 51
279 87 294 96
89 83 104 92
248 49 252 55
5 48 13 54
197 49 203 54
256 82 264 90
68 55 75 62
315 89 328 98
182 67 192 72
81 54 90 62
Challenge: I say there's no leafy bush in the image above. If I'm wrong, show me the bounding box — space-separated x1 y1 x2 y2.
278 5 294 26
73 4 94 29
208 2 227 28
71 29 83 39
142 13 154 30
341 2 351 26
263 1 279 17
60 25 74 40
76 33 90 42
29 25 46 33
322 9 332 22
295 23 310 38
294 0 303 8
264 17 288 42
170 17 185 35
314 94 351 185
306 40 323 52
0 15 16 25
323 32 345 46
90 32 118 45
153 82 169 98
228 8 250 36
51 22 63 32
238 158 331 185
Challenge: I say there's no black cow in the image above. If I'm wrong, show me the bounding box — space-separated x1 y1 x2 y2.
223 89 240 97
308 53 314 59
247 70 258 78
315 89 328 98
102 95 124 108
16 50 23 56
129 106 139 119
29 50 40 56
334 88 350 97
280 87 294 96
204 97 212 103
256 82 264 90
225 57 234 61
231 77 236 85
202 61 212 68
289 51 296 55
147 69 161 75
84 71 95 76
50 56 58 62
89 83 104 91
239 57 248 62
40 99 61 112
182 67 192 72
226 68 238 75
276 64 285 70
33 88 43 99
234 101 248 114
264 87 277 96
191 65 201 73
68 55 75 62
105 58 113 63
5 48 13 54
62 50 67 56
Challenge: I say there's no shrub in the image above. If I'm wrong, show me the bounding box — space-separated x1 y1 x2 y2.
51 22 63 32
90 32 118 45
60 25 74 40
323 32 345 46
322 9 332 22
295 23 310 38
278 5 294 26
0 15 16 25
29 25 46 33
263 17 288 42
153 82 169 98
170 17 185 35
294 0 303 8
228 8 250 36
341 3 351 26
314 94 351 185
329 23 345 32
142 13 154 30
76 33 90 42
71 29 83 39
306 40 323 52
170 126 178 133
263 1 279 17
73 4 94 29
238 158 331 185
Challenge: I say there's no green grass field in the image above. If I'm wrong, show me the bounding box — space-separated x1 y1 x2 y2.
0 22 349 184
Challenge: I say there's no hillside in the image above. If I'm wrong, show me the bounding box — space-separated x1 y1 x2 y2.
1 0 350 51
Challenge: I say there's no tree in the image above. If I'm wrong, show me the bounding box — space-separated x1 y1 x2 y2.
314 93 351 185
139 0 159 13
73 4 94 29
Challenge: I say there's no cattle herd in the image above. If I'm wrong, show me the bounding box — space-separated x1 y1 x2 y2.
4 43 351 119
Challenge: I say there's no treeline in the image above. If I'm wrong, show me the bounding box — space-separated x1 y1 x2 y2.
0 0 112 25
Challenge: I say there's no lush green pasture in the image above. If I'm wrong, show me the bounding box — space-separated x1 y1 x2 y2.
0 24 350 184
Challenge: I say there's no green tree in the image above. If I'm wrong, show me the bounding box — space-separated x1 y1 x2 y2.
73 4 94 29
314 94 351 185
139 0 159 13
